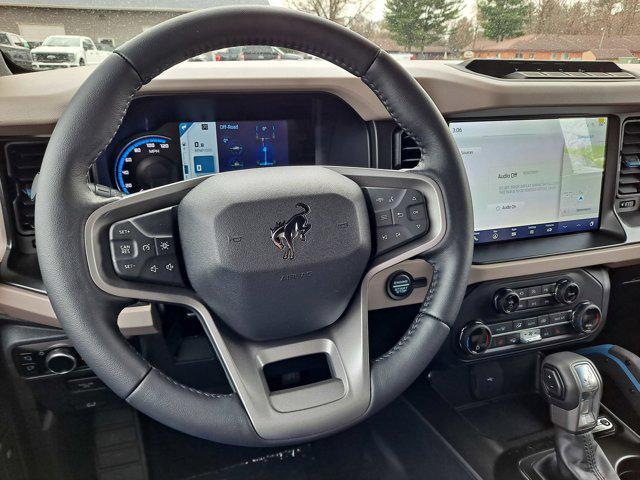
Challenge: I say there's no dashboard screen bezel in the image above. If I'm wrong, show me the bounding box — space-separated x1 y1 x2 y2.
444 113 625 264
449 115 609 246
94 92 372 193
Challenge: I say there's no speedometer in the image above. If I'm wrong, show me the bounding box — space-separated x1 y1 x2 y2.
114 135 180 194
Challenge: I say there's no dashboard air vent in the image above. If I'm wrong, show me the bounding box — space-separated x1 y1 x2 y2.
5 141 46 235
619 120 640 196
393 129 421 169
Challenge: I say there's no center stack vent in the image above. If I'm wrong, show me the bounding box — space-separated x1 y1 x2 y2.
619 119 640 197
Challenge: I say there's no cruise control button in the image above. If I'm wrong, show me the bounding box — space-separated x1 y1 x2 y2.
139 239 154 255
111 240 137 260
110 221 137 239
114 259 142 279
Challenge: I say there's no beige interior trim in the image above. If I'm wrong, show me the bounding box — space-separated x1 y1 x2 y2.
0 196 7 263
3 61 640 135
0 284 58 328
6 239 639 329
0 283 158 335
469 243 640 285
117 303 160 337
368 259 432 310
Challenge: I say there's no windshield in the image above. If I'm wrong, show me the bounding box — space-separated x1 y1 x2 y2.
1 0 638 71
42 36 81 47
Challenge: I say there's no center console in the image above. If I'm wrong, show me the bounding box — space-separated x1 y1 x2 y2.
454 268 609 359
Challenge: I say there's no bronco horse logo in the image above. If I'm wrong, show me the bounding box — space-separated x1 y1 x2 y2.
270 203 311 260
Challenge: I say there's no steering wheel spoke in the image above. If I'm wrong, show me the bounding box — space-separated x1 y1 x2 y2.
331 167 446 263
85 177 207 301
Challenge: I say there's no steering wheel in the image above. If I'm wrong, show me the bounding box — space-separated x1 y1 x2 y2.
35 6 473 446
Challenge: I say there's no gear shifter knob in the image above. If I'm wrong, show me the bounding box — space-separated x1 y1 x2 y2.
541 352 603 433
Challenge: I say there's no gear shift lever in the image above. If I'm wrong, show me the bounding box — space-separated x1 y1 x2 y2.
540 352 619 480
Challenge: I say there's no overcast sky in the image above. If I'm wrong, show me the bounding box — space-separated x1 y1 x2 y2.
269 0 477 21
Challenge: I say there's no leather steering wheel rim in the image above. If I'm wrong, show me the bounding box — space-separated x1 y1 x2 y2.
35 6 473 446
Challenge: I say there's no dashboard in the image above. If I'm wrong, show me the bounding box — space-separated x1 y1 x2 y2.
94 102 618 264
3 60 640 359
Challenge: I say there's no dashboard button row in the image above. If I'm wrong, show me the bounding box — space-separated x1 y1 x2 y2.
489 310 572 335
364 187 429 255
109 208 184 286
489 323 571 349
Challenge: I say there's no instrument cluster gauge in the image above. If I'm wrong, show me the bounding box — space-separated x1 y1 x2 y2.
113 135 180 194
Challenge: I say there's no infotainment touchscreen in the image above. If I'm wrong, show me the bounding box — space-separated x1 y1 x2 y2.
178 120 289 179
449 117 607 244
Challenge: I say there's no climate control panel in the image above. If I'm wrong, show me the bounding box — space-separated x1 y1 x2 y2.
454 269 608 359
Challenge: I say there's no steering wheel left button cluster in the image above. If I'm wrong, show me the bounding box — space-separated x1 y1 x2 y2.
109 207 184 286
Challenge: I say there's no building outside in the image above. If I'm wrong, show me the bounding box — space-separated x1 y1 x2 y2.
371 34 449 60
0 0 268 47
468 34 640 62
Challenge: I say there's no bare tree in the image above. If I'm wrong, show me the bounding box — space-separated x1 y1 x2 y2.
448 17 475 53
527 0 640 36
288 0 374 28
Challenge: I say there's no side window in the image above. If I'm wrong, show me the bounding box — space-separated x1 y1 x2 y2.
83 39 94 50
8 33 22 46
0 33 9 46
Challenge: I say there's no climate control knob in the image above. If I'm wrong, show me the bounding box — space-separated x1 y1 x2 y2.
459 322 492 355
45 347 77 374
494 288 520 314
555 280 580 305
572 302 602 334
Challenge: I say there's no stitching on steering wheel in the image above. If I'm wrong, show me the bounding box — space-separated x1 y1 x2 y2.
373 265 441 363
153 368 235 399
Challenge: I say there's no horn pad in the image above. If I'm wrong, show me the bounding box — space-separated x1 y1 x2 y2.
178 167 371 341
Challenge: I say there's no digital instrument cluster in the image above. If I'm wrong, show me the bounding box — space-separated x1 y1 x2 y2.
112 120 290 194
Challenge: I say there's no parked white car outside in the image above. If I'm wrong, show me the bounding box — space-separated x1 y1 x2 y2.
31 35 109 69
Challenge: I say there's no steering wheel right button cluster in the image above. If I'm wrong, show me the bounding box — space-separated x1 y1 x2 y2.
109 207 184 286
364 187 429 255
